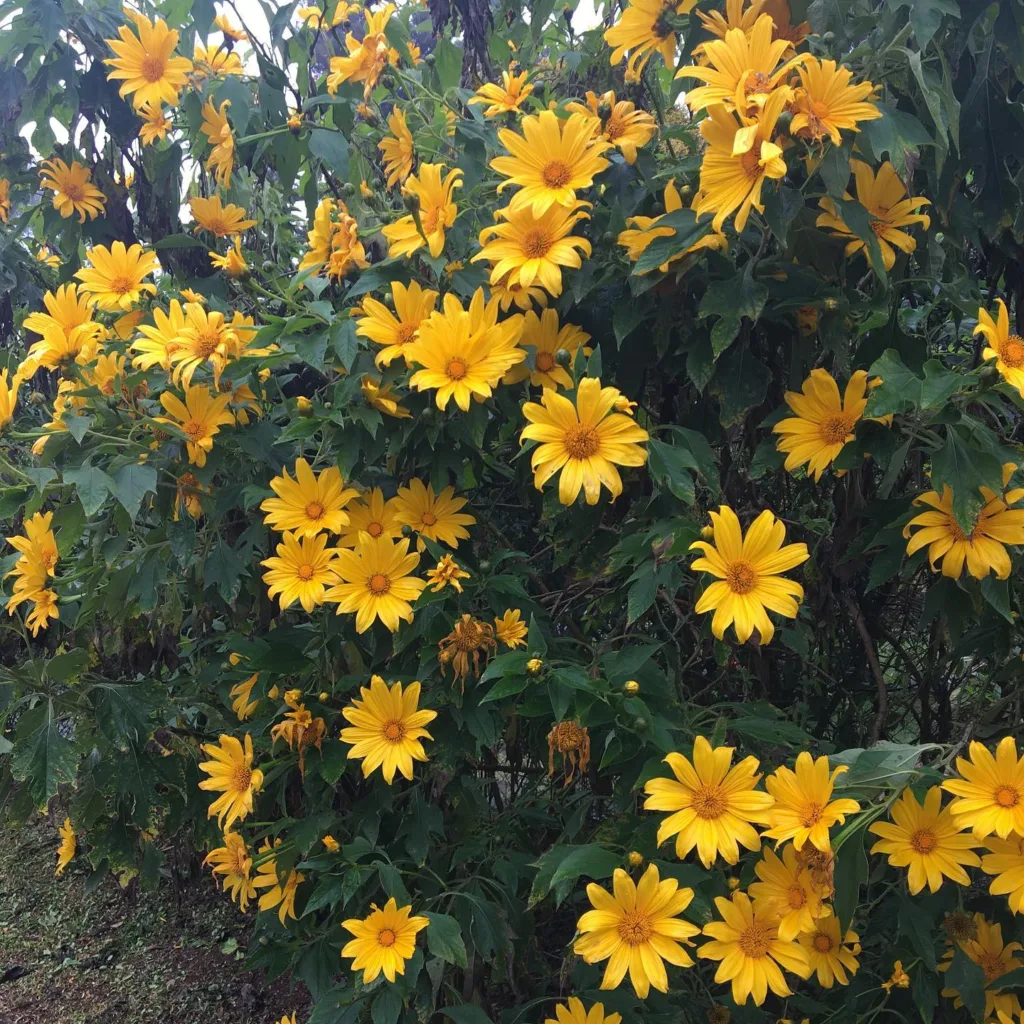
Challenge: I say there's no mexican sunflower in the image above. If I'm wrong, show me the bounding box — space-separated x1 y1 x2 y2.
103 9 193 108
197 733 263 829
789 57 881 144
74 241 158 311
469 69 534 117
382 163 462 259
156 384 235 467
605 0 697 80
975 297 1024 397
342 898 429 983
38 158 107 222
354 280 439 368
939 915 1023 1022
260 458 358 538
565 90 657 165
943 736 1024 839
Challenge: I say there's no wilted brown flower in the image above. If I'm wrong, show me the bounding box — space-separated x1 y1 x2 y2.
944 910 978 945
547 720 591 785
796 843 835 897
270 703 326 776
438 614 496 690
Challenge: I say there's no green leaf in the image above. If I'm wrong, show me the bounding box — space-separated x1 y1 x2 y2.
832 829 867 935
64 465 115 515
424 912 467 968
303 876 346 917
529 844 620 907
988 966 1024 992
479 675 530 703
309 128 350 178
699 265 769 357
478 651 530 684
371 988 402 1024
527 614 547 656
833 197 887 278
833 742 939 789
946 944 986 1021
330 319 359 370
45 648 90 683
930 427 1003 532
627 567 657 624
864 349 922 416
112 463 157 521
920 359 961 410
205 540 250 603
92 682 155 743
153 234 206 249
981 575 1013 623
440 1007 494 1024
762 185 805 246
647 439 696 503
709 345 771 426
11 700 78 806
898 896 937 971
632 208 713 276
434 37 463 91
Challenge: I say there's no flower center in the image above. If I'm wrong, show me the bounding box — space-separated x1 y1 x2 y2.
446 357 468 380
996 786 1020 808
725 560 757 594
535 351 555 372
787 883 807 909
813 933 833 953
141 55 167 82
396 322 417 345
421 207 441 233
801 802 825 827
819 414 854 446
297 563 315 581
977 952 1006 982
378 928 397 947
910 828 938 853
63 181 84 202
234 765 252 791
740 140 764 181
1002 336 1024 368
811 99 831 119
522 230 552 259
617 909 652 945
542 160 573 188
110 275 135 296
368 572 390 594
182 420 205 441
563 425 600 459
692 783 728 819
305 501 325 521
367 521 384 537
869 217 888 237
194 328 222 359
738 922 773 958
382 719 406 742
420 512 437 526
944 513 975 544
605 116 625 141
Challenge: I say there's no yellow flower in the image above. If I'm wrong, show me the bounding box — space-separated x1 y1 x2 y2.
699 892 810 1004
104 9 193 108
298 5 325 27
270 703 326 775
56 818 76 877
382 163 463 259
799 913 860 987
0 177 10 222
763 752 861 851
491 111 610 215
228 665 260 721
0 369 18 432
252 839 304 924
940 915 1023 1021
190 195 256 237
215 13 248 40
525 656 544 675
24 283 101 345
39 158 107 222
288 110 304 131
469 69 534 117
361 376 412 418
340 675 437 783
209 236 249 278
489 272 549 312
342 898 429 983
261 458 358 538
5 511 60 616
689 506 808 645
748 844 829 940
773 368 872 481
23 587 60 636
392 478 476 548
355 281 438 368
36 245 61 268
790 58 881 144
200 99 236 188
943 736 1024 839
618 178 727 273
426 553 470 593
694 89 790 234
156 384 235 467
299 198 369 280
339 487 403 548
29 381 87 458
882 960 911 993
197 733 264 829
261 531 343 613
903 463 1024 580
324 532 427 632
677 15 806 117
204 832 257 911
379 107 415 188
75 241 158 312
643 735 775 867
521 377 649 505
131 300 186 372
405 289 525 412
112 309 145 342
982 833 1024 913
494 608 528 648
816 160 931 271
359 179 373 197
473 203 592 298
627 851 644 867
565 90 657 164
605 0 697 79
439 614 497 687
322 834 340 852
868 785 981 893
503 308 587 391
24 323 102 373
180 288 205 304
694 0 764 55
169 304 241 387
976 297 1024 397
192 42 245 79
326 4 395 98
573 864 700 998
545 1000 621 1024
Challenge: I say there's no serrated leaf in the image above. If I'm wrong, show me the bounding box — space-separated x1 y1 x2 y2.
11 700 77 806
64 465 115 516
112 463 157 521
529 844 620 907
632 208 713 275
699 265 768 357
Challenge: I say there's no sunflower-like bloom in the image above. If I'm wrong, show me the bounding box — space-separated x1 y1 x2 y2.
55 818 76 877
324 534 426 633
943 737 1024 839
6 511 60 619
982 833 1024 913
215 13 248 40
544 999 620 1024
940 915 1023 1022
426 553 470 593
192 42 245 80
342 898 429 983
326 4 395 97
22 319 103 373
405 289 524 412
261 459 358 538
473 203 592 298
361 376 412 419
379 107 415 188
355 281 439 368
503 308 589 390
131 300 186 372
209 236 249 278
28 381 87 458
75 241 158 312
190 195 256 237
168 304 241 387
491 111 610 215
618 178 727 273
438 614 497 687
489 272 550 312
261 531 343 612
393 479 476 549
566 90 657 165
0 177 10 223
748 844 830 940
201 99 236 188
469 68 533 117
198 733 264 829
340 676 437 783
36 246 61 268
762 0 811 46
816 159 930 271
104 9 193 108
763 752 861 851
605 0 697 79
339 488 403 548
205 832 257 911
520 377 649 505
975 297 1024 397
156 384 235 467
573 864 700 998
24 283 101 345
382 163 463 259
136 98 172 145
689 505 809 645
494 608 528 648
903 463 1024 581
773 368 871 481
270 702 326 775
799 914 860 987
252 839 305 924
299 197 369 280
868 786 981 894
643 735 775 867
228 654 260 720
694 88 790 234
0 369 18 432
693 0 765 57
39 158 107 222
790 58 881 144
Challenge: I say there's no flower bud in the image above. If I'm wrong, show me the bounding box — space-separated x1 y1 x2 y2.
824 297 840 311
555 348 572 367
632 716 648 732
404 192 421 215
526 657 544 676
297 395 313 416
626 850 643 867
623 679 640 695
318 691 329 702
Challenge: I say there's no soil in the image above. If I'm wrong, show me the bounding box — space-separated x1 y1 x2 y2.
0 815 310 1024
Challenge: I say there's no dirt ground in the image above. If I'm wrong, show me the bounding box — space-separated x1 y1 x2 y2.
0 816 310 1024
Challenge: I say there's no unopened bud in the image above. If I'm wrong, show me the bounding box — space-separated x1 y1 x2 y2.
623 680 640 696
555 348 572 367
